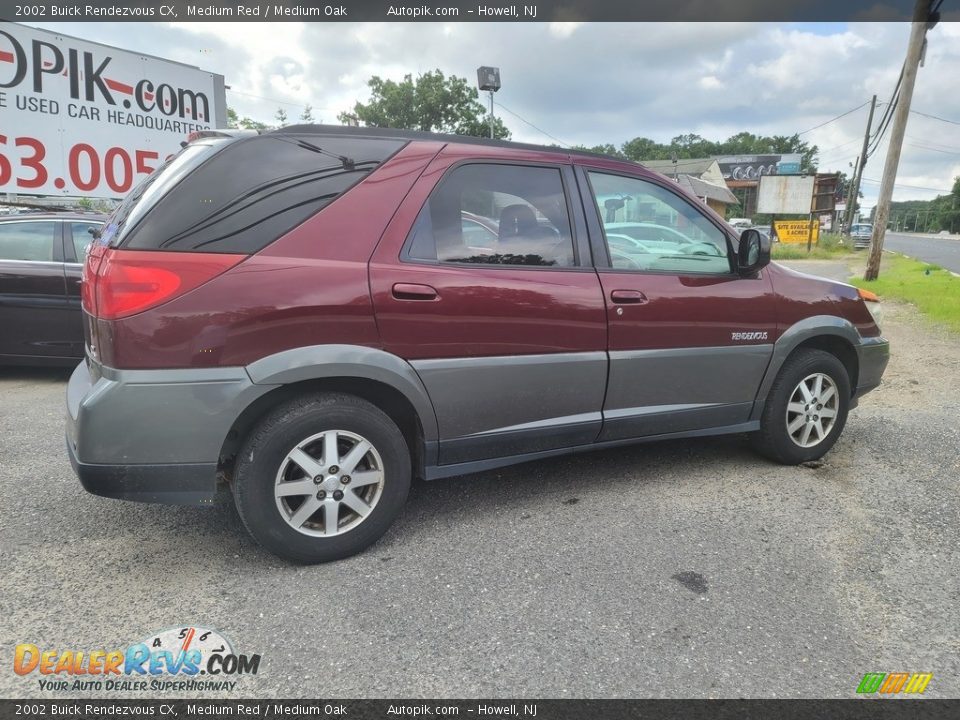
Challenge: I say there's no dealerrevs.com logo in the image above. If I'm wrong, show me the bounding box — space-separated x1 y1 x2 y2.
14 627 262 693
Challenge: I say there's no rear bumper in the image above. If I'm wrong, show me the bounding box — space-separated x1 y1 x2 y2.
67 436 218 504
854 335 890 398
66 358 273 505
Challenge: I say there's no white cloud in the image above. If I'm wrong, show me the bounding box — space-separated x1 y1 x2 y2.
549 22 582 38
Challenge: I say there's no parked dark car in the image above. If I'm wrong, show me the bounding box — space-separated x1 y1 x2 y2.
0 213 103 365
851 223 873 250
67 126 889 563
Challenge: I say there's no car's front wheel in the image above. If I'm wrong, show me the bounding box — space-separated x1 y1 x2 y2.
751 349 851 464
233 392 411 563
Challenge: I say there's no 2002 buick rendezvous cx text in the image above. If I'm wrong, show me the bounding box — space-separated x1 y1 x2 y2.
66 126 889 563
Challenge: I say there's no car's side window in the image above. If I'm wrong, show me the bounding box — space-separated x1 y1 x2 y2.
586 171 732 274
406 164 575 267
0 221 57 262
70 223 101 262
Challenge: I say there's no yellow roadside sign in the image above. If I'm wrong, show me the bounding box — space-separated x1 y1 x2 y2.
773 219 820 244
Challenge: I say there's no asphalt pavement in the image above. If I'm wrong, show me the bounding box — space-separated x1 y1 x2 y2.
1 266 958 699
882 232 960 273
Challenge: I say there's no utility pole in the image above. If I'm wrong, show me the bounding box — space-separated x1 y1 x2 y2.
843 155 860 233
865 0 936 280
844 95 877 235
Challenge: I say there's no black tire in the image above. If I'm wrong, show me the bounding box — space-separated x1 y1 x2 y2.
233 392 411 564
751 349 851 465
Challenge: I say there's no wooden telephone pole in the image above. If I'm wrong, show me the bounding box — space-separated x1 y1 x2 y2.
843 95 877 234
864 0 936 281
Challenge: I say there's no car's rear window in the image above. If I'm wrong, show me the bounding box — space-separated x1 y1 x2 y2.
117 134 405 254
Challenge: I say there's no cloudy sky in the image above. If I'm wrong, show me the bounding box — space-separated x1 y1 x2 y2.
35 20 960 209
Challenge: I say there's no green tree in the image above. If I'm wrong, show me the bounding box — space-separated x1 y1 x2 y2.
275 107 288 126
226 107 267 131
299 104 315 123
621 137 664 161
340 70 510 139
574 143 625 158
617 131 818 172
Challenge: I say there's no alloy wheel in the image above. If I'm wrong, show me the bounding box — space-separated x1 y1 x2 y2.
274 430 385 537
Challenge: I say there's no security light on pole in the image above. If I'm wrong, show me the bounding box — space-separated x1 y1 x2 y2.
477 66 501 139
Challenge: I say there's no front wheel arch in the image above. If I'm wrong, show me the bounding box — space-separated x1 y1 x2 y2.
792 335 859 395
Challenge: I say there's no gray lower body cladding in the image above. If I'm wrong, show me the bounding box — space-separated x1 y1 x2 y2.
66 359 274 505
855 335 890 396
66 334 890 505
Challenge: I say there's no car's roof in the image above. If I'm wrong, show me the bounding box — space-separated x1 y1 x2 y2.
0 212 106 222
269 123 629 163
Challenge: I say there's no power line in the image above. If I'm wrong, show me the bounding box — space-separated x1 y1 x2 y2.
866 66 904 158
796 101 871 136
878 102 960 127
905 133 960 152
226 88 330 113
861 177 953 192
905 142 960 156
492 100 573 148
909 109 960 126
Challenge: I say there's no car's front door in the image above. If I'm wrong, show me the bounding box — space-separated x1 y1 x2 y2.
371 152 607 466
0 219 74 361
577 167 777 441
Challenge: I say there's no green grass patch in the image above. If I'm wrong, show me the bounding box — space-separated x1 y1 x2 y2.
850 254 960 333
771 232 855 260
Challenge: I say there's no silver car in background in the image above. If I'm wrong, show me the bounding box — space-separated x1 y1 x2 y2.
851 223 873 250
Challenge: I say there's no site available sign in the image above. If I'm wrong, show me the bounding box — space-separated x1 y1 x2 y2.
0 23 226 199
757 175 815 215
774 220 820 244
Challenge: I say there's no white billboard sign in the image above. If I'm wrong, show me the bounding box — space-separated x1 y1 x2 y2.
757 175 816 215
0 23 227 199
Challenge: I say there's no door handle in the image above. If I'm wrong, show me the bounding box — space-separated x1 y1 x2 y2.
610 289 647 304
392 283 439 301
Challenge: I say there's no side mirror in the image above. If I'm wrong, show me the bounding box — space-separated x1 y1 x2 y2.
737 228 770 275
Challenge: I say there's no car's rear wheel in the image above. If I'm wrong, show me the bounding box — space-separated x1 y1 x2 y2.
751 349 851 464
233 392 411 563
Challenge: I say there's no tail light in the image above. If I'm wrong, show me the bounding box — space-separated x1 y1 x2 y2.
80 243 106 314
86 248 243 320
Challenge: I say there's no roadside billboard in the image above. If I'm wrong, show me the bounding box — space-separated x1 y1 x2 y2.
716 153 803 181
757 175 815 215
0 23 227 199
774 219 820 244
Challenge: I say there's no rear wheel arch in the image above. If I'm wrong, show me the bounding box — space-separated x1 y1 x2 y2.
219 376 427 484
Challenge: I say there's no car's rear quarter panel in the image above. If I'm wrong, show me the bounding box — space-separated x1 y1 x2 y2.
94 142 443 370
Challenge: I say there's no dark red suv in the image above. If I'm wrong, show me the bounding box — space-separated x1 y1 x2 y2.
66 126 889 563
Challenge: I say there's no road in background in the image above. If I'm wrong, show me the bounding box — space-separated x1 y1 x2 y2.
882 232 960 273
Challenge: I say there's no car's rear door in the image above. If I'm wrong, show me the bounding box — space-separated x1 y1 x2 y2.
576 165 777 441
370 147 607 466
0 219 74 360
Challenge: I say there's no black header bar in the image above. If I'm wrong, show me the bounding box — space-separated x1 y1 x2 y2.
0 0 926 23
